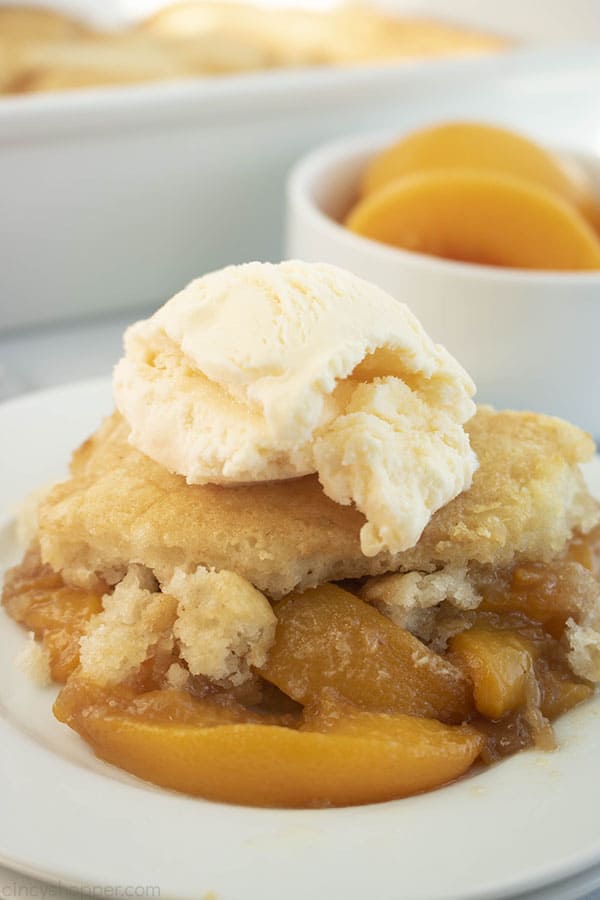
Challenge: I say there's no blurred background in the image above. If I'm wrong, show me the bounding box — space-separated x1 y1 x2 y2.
1 0 600 400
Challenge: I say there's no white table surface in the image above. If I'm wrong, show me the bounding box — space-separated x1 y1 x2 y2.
1 313 599 900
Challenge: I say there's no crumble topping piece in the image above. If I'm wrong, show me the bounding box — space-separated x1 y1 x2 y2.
566 569 600 681
166 567 276 687
362 565 481 644
567 622 600 682
164 661 190 690
14 484 53 548
16 631 52 687
77 564 276 688
79 564 177 686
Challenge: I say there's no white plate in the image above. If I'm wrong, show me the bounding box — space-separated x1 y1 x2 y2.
1 378 600 900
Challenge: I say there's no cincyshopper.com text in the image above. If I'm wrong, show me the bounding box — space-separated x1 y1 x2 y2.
1 884 160 898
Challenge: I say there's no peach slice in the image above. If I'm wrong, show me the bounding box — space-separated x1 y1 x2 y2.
346 169 600 270
259 584 472 723
477 561 598 640
361 121 596 220
449 612 593 723
2 557 103 682
54 679 295 728
55 683 483 807
450 626 537 719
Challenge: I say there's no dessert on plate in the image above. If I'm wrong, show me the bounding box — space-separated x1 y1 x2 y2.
3 261 600 808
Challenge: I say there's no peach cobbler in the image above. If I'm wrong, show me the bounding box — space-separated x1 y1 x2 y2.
3 262 599 808
0 4 505 96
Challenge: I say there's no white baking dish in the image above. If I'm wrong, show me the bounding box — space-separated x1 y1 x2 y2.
1 4 600 332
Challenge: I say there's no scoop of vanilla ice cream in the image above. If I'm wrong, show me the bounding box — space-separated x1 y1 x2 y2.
114 261 477 556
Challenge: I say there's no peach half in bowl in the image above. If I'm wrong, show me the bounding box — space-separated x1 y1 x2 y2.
285 125 600 437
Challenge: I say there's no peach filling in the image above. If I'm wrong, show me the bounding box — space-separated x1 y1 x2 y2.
2 548 103 682
3 527 599 808
348 122 600 270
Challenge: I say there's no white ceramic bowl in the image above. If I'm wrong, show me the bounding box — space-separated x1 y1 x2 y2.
286 131 600 437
